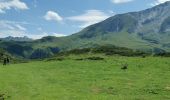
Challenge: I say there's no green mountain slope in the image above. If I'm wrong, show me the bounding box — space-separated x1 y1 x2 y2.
1 1 170 58
70 1 170 51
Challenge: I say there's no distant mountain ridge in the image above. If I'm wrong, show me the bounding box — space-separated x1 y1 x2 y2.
0 36 33 42
1 1 170 58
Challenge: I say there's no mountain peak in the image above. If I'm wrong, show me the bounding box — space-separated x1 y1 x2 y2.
0 36 32 42
73 2 170 51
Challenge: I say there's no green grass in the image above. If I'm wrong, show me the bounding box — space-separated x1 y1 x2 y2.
0 55 170 100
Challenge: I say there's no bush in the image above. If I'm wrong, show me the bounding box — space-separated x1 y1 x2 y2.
85 57 104 60
68 48 91 54
92 45 147 57
55 45 149 57
30 48 52 59
154 52 170 57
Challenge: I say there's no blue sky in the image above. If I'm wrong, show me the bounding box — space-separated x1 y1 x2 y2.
0 0 169 39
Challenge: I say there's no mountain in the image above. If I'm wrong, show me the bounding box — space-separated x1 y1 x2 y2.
1 1 170 58
71 1 170 51
0 36 33 42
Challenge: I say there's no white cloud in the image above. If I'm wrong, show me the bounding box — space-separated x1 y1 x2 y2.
151 0 170 6
44 11 63 22
0 9 5 13
15 24 26 31
0 20 28 38
0 30 66 39
111 0 134 4
0 32 47 39
0 0 28 13
67 10 112 28
27 32 49 39
0 20 67 39
28 32 66 39
53 33 67 37
0 20 27 31
0 21 15 30
0 30 26 38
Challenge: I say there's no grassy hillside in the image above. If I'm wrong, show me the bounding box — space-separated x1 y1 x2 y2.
1 2 170 58
0 55 170 100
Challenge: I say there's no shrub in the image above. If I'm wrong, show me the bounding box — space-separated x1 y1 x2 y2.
68 48 91 54
85 57 104 60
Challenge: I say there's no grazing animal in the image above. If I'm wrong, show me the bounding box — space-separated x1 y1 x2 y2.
121 64 128 70
142 55 146 58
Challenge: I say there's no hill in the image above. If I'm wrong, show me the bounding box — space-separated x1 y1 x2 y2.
71 1 170 51
1 1 170 58
0 36 32 42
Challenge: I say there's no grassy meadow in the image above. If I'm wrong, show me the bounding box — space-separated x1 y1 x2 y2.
0 55 170 100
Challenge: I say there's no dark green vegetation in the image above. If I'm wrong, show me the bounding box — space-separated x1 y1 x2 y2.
1 1 170 58
0 55 170 100
58 45 148 57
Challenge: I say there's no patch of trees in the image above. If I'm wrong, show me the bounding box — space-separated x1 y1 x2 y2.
75 57 104 61
154 52 170 57
85 57 104 60
30 48 52 59
151 48 170 57
0 48 5 62
91 45 147 57
57 45 148 57
30 47 60 59
67 48 91 54
6 44 33 57
49 47 60 54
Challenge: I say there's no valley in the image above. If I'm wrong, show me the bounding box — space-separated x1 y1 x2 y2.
0 1 170 100
1 2 170 58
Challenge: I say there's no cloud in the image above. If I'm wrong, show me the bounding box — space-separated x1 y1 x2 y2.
44 11 63 22
0 20 67 39
111 0 134 4
27 32 66 39
0 20 27 31
0 20 28 38
15 24 26 31
0 21 15 30
0 30 28 38
0 0 28 13
151 0 170 6
27 32 49 39
67 10 112 28
53 33 67 37
0 32 48 40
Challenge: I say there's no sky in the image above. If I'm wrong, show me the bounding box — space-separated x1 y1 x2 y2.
0 0 170 39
